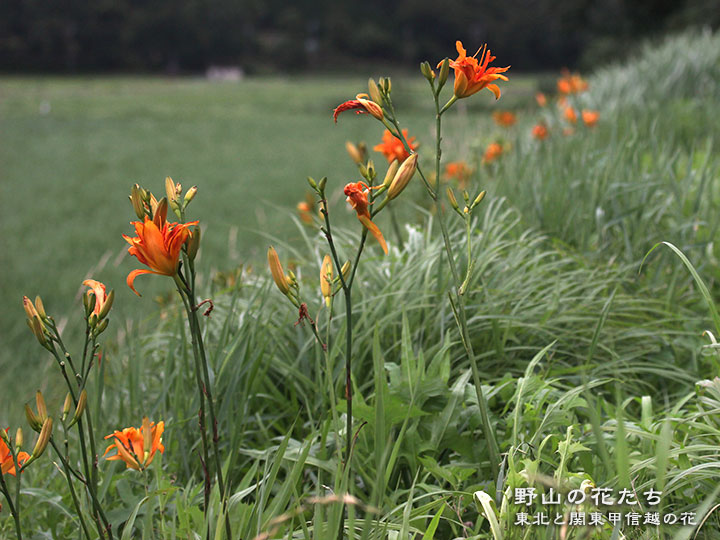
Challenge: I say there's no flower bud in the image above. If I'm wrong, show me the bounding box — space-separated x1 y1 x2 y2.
183 186 198 206
130 184 145 219
34 296 46 319
420 61 435 82
94 318 109 335
142 417 152 459
387 153 418 200
268 247 290 295
345 142 365 165
98 289 115 320
307 176 318 189
366 159 375 180
154 197 168 223
30 417 53 461
187 227 201 261
62 393 72 422
0 429 9 445
25 404 42 432
339 261 352 286
14 428 23 449
471 190 487 209
165 176 177 202
447 188 459 211
380 77 391 94
438 58 450 90
66 390 87 429
318 177 327 193
382 160 400 188
320 255 333 307
36 391 48 424
368 78 383 105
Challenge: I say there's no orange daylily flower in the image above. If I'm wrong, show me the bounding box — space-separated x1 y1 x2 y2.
563 106 578 124
483 142 504 164
582 109 599 127
83 279 109 317
103 418 164 471
333 93 383 123
536 92 547 107
373 129 418 164
532 124 549 140
123 206 198 296
557 70 588 95
492 111 516 127
444 161 474 189
444 41 510 100
0 431 29 477
344 181 387 254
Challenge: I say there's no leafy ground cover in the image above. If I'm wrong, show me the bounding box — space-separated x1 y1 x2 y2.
3 29 720 539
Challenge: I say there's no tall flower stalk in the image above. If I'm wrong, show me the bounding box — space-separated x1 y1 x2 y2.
125 179 232 539
329 43 511 481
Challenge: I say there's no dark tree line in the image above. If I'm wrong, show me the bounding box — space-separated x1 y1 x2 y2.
0 0 717 73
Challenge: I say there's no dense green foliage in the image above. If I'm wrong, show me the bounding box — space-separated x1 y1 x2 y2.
3 29 720 538
1 0 718 72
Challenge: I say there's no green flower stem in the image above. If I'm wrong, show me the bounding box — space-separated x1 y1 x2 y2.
386 91 501 479
0 471 22 540
179 261 233 540
173 276 211 515
49 332 112 539
50 439 92 540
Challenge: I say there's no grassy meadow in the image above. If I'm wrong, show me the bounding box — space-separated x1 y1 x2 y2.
3 29 720 539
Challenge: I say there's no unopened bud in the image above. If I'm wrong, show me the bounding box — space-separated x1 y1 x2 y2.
382 160 400 188
67 390 87 428
154 197 168 223
447 188 459 210
366 160 375 180
318 177 328 193
36 391 48 423
130 184 145 219
320 255 333 307
345 142 364 165
471 190 487 209
368 78 383 104
165 176 177 202
381 77 391 94
34 296 46 319
98 289 114 320
341 261 351 282
307 176 318 190
0 430 9 445
268 247 290 295
94 318 109 335
420 61 435 82
23 296 38 321
387 153 418 200
187 227 201 261
183 186 197 206
25 404 42 432
438 59 450 90
62 393 72 421
30 417 53 461
142 417 152 456
15 428 23 449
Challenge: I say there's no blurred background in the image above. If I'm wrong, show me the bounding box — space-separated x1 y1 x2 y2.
1 0 719 424
1 0 719 74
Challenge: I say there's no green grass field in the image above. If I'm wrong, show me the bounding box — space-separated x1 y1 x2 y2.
2 29 720 539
